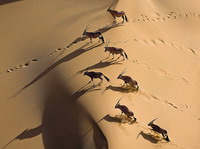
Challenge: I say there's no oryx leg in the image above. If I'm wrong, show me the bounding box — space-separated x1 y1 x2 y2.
98 37 101 43
121 53 125 60
161 133 166 139
127 115 132 119
112 53 114 59
165 135 170 141
162 133 168 140
90 77 95 85
135 85 139 90
99 77 103 83
107 52 111 58
122 16 125 23
122 82 126 87
113 16 116 23
116 54 122 60
90 37 92 43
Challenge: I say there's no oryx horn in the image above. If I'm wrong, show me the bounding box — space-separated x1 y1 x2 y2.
119 68 127 77
148 118 158 126
84 25 90 32
108 3 115 10
116 97 122 106
105 39 110 47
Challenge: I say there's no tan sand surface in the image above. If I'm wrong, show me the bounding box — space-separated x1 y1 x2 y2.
0 0 200 149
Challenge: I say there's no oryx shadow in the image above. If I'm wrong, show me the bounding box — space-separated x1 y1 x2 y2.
7 42 103 100
70 82 101 101
102 85 138 94
82 113 133 140
78 59 122 74
103 114 121 123
98 22 124 35
136 131 159 144
104 114 137 124
1 125 42 149
69 22 124 48
16 125 42 140
0 0 22 5
101 56 125 63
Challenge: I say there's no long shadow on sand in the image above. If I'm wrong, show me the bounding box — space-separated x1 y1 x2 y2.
0 0 22 5
78 59 122 74
68 22 123 48
7 42 103 100
82 113 136 139
136 131 159 144
104 114 137 124
74 59 122 84
103 114 122 123
1 125 42 149
70 82 101 101
102 85 138 94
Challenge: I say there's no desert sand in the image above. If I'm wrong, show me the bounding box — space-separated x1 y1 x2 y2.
0 0 200 149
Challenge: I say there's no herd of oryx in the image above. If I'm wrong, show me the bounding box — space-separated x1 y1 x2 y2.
82 4 170 142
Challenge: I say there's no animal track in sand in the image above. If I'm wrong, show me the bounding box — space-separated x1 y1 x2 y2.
132 60 190 84
109 37 194 84
132 38 198 56
0 22 121 75
193 115 200 121
130 12 200 23
1 36 197 76
111 27 199 56
138 90 179 110
137 90 195 113
0 47 67 74
0 18 198 75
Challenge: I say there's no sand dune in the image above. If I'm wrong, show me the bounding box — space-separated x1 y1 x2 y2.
0 0 200 149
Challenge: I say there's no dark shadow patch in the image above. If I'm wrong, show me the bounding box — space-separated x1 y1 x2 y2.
78 59 122 74
102 85 138 94
30 82 101 113
42 75 89 149
68 22 123 48
0 0 22 5
136 131 160 144
16 125 42 140
103 114 136 124
103 114 121 123
1 125 42 149
70 82 101 101
81 116 104 138
93 120 108 149
81 117 108 149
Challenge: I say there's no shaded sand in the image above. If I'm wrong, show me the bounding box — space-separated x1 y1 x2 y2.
0 0 200 149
